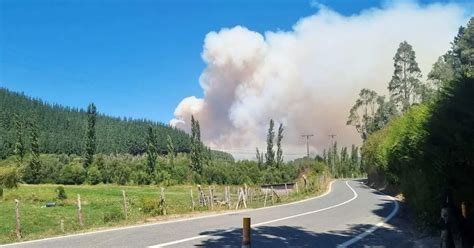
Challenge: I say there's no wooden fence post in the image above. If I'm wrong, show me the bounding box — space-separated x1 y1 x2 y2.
295 182 299 194
263 188 268 207
270 186 274 205
242 188 247 208
122 190 128 220
190 189 195 211
77 194 84 226
244 184 248 203
15 199 21 240
60 218 65 233
235 188 241 210
160 187 166 215
198 185 207 207
303 175 308 191
285 183 289 197
208 186 213 210
227 186 232 209
242 217 251 248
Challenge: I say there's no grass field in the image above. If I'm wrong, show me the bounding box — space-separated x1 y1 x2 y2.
0 175 330 244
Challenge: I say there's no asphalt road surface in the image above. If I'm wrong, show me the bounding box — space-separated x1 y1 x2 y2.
2 180 400 248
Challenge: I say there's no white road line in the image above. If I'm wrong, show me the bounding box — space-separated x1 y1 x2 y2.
149 180 358 248
336 184 400 248
0 180 335 248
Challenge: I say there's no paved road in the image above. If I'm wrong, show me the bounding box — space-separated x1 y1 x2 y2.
2 180 399 248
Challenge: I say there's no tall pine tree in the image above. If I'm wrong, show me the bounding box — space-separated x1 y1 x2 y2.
13 113 25 162
24 122 41 184
146 126 157 177
84 103 97 168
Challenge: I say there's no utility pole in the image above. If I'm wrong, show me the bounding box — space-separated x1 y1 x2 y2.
301 134 314 158
328 134 336 175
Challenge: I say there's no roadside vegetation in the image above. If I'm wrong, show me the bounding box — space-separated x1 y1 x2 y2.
348 17 474 234
0 159 331 244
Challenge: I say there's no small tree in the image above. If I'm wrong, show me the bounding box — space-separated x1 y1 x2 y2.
56 186 67 200
347 89 396 141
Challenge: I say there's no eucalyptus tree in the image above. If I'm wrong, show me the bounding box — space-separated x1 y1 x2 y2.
388 41 425 112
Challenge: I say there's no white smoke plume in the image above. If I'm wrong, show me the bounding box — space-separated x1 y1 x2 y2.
170 2 469 159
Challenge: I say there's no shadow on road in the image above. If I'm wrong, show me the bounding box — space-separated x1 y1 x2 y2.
194 200 416 247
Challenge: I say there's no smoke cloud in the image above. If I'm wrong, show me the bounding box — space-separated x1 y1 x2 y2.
170 2 469 159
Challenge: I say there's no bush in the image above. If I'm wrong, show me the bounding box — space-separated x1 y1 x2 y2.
0 167 19 188
133 170 151 185
140 197 160 215
103 209 124 223
56 186 67 200
86 165 102 185
59 162 86 185
112 161 131 185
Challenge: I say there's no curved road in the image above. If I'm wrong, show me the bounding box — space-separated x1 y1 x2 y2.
2 180 399 248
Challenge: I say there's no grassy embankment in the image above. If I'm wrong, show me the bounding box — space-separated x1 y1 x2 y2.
0 173 331 244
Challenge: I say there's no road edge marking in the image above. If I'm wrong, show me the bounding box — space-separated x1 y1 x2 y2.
0 180 336 247
336 183 400 248
149 180 358 248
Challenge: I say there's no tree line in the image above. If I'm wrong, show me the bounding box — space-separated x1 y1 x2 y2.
0 89 192 158
354 17 474 232
0 100 325 186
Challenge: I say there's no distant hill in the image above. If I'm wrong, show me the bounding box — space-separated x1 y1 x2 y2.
0 88 192 159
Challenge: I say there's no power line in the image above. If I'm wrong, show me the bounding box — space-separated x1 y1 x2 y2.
301 134 314 158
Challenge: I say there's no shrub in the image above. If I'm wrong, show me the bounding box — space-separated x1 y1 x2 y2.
112 161 131 185
59 162 86 185
103 209 124 223
140 197 160 215
133 170 151 185
0 167 19 188
56 186 67 200
86 165 102 185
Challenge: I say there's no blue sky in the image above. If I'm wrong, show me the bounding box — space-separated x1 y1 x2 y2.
0 0 470 123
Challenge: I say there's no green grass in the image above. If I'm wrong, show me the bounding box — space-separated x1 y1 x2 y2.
0 176 330 244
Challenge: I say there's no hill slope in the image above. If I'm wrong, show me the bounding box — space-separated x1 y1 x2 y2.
0 88 191 158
